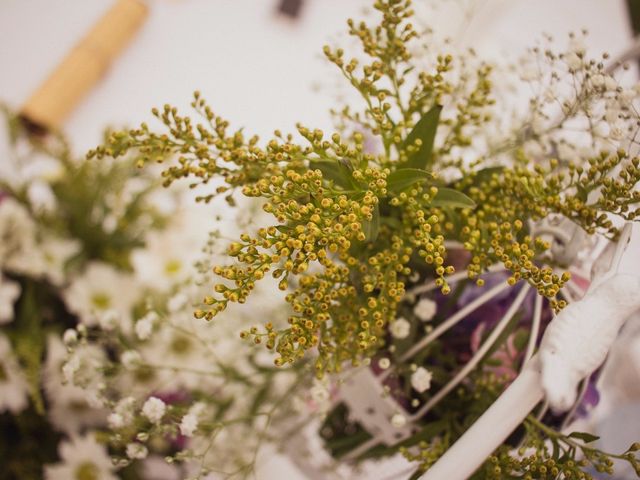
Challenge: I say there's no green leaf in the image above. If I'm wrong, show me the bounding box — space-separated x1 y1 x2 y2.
568 432 600 444
362 203 380 242
310 160 354 190
431 187 476 209
386 168 434 192
403 105 442 169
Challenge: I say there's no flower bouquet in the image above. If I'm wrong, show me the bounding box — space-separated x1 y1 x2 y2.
5 0 640 478
88 0 640 477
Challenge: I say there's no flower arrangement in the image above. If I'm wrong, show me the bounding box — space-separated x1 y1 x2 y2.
0 111 304 479
4 0 640 479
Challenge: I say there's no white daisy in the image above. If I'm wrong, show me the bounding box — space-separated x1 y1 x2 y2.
0 334 29 414
131 211 206 292
44 432 117 480
63 262 137 330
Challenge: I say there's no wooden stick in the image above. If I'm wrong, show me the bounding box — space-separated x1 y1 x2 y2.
20 0 148 133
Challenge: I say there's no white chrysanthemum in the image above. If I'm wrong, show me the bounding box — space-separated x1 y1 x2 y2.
0 334 29 414
411 367 433 393
63 262 137 330
414 298 437 322
44 433 117 480
43 336 106 433
390 317 411 339
142 396 166 424
0 275 20 324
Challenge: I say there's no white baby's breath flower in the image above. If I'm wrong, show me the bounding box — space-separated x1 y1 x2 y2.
391 413 407 428
378 357 391 370
135 312 158 340
126 442 149 460
121 350 142 369
179 413 199 437
142 396 166 424
411 367 433 393
414 298 437 322
62 329 78 346
108 413 125 429
0 275 20 324
390 317 411 339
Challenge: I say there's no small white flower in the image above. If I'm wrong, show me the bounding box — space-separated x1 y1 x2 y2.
167 293 188 313
108 413 125 429
414 298 437 322
44 433 117 480
142 396 166 424
0 276 20 324
121 350 142 369
179 413 199 437
604 76 617 92
126 442 149 460
390 413 407 428
411 367 433 393
135 312 158 340
62 329 78 346
378 357 391 370
390 317 411 339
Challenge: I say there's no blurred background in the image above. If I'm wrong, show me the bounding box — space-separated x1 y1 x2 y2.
0 0 638 478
